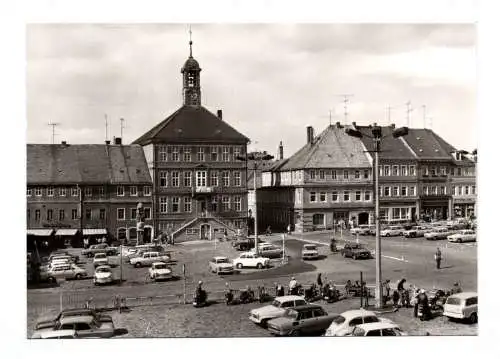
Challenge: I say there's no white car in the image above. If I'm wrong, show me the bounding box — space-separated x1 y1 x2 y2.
44 263 88 283
149 262 173 281
208 256 234 274
93 253 109 268
443 292 478 323
93 265 114 285
253 244 283 259
350 225 372 236
301 244 319 260
447 229 476 243
350 322 407 336
424 227 451 240
249 295 307 326
403 226 429 238
130 251 171 268
324 309 392 336
380 226 404 237
233 252 270 269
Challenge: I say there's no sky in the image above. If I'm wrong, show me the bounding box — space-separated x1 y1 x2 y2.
26 23 476 157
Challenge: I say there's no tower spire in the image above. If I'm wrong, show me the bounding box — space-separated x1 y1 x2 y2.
189 25 193 58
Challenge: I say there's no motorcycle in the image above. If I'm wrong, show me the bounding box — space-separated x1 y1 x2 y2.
257 286 273 303
428 289 449 310
225 289 236 305
304 284 321 302
400 289 411 308
193 289 208 308
239 288 255 304
323 286 340 303
417 303 432 321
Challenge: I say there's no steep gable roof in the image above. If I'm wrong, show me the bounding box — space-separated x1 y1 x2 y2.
133 105 249 145
27 144 152 185
279 125 371 171
402 128 455 160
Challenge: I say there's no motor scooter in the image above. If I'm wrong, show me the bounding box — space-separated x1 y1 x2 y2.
225 289 236 305
239 288 255 304
417 303 431 321
193 289 208 308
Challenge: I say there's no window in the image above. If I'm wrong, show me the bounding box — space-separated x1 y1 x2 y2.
431 167 437 176
183 147 192 162
457 168 462 176
222 171 230 187
355 191 361 201
187 73 195 87
99 208 105 220
172 146 179 161
222 196 230 211
35 209 41 221
409 165 416 176
392 208 401 220
130 186 137 196
234 171 241 186
319 170 325 179
71 209 78 220
172 197 180 212
144 186 151 196
320 192 326 202
423 186 429 195
332 170 337 180
410 186 416 196
234 196 242 212
47 209 53 221
401 165 408 176
452 186 457 196
98 187 104 196
59 209 65 220
379 167 384 176
354 170 360 179
159 146 167 162
331 191 338 202
392 165 399 176
384 166 390 176
144 207 151 219
83 187 91 197
160 171 168 187
364 191 371 201
384 187 391 197
423 166 429 176
312 214 324 226
222 147 230 162
197 147 205 162
440 186 446 195
465 297 478 306
183 171 192 187
234 147 241 161
117 186 124 196
212 196 218 212
393 186 399 196
465 186 469 195
401 186 407 196
211 146 218 161
71 187 79 197
451 168 455 176
363 169 370 179
343 191 350 201
310 170 316 180
472 185 476 195
440 167 447 175
458 186 463 195
159 197 167 213
210 171 218 187
27 188 32 196
431 186 437 195
59 187 67 197
343 170 349 180
171 171 179 187
196 171 207 187
310 192 317 203
117 208 125 220
84 208 91 220
131 208 137 219
47 186 54 197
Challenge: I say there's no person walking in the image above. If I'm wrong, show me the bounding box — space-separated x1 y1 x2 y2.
317 273 323 289
435 247 442 269
287 224 291 235
289 277 298 295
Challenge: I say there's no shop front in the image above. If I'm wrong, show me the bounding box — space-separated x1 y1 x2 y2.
421 197 451 222
453 199 476 219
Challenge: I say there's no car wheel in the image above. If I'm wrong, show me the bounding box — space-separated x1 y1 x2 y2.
457 239 462 243
48 277 56 284
260 319 269 328
75 274 82 280
289 329 300 336
134 262 142 268
236 263 243 269
469 313 477 324
257 263 263 269
353 255 358 260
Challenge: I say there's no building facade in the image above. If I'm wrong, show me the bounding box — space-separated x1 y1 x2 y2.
133 41 250 242
450 151 477 219
26 142 153 244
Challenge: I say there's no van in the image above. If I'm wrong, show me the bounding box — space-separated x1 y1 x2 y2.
443 292 478 323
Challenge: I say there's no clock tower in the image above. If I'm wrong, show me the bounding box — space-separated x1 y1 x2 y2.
181 35 202 107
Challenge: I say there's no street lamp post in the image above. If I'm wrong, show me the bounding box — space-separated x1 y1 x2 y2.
346 123 408 308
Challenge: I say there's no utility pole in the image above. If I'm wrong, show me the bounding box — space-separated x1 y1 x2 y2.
120 118 125 140
48 122 60 144
337 94 354 125
406 101 413 128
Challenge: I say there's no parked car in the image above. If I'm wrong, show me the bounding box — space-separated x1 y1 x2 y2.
349 322 406 336
350 225 373 236
36 329 78 339
233 252 270 269
340 243 372 260
149 262 173 281
447 229 476 243
32 315 115 339
301 244 319 260
249 295 308 326
232 237 264 251
380 226 404 237
48 258 74 269
324 309 392 336
93 265 114 285
253 244 283 259
266 304 337 336
44 263 88 283
82 243 118 258
34 308 113 331
403 226 429 238
424 227 452 240
208 256 234 274
443 292 478 323
130 251 171 268
93 253 109 268
49 251 79 263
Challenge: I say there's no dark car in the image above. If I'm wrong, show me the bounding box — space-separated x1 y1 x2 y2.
232 237 264 251
340 243 372 260
82 244 118 257
266 304 337 336
34 308 113 331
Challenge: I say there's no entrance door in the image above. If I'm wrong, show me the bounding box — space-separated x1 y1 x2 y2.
143 227 152 243
358 212 369 225
200 199 207 214
200 224 210 240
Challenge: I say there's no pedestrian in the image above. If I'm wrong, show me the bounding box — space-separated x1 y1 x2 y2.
317 273 323 288
287 224 291 235
392 290 400 309
435 247 442 269
289 277 298 295
345 280 352 297
384 279 391 299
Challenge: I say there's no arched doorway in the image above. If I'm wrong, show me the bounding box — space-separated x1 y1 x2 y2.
358 212 369 225
200 224 210 240
128 228 137 242
117 228 127 242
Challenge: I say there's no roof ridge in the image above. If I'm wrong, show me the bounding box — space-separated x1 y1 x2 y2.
332 126 355 166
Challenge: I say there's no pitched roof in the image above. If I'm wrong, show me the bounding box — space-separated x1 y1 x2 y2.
133 105 249 145
402 128 455 161
27 144 152 185
278 125 371 171
357 125 417 160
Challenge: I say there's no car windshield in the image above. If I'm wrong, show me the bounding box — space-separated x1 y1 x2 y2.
284 309 298 319
271 300 282 307
304 245 316 250
446 297 462 305
95 267 111 273
95 254 106 259
154 264 167 269
216 258 229 263
332 315 346 324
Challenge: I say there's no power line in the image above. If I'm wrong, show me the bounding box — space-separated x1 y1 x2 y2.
48 122 60 144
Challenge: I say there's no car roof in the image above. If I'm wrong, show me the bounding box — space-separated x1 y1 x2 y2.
213 256 229 260
448 292 477 300
355 322 400 331
59 315 94 325
95 265 111 269
340 309 376 319
61 308 94 315
274 295 305 302
289 304 325 311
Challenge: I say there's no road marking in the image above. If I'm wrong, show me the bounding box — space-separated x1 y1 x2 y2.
381 254 409 263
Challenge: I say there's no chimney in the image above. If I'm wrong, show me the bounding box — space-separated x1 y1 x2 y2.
278 141 284 160
114 137 122 145
217 109 222 120
352 122 357 128
105 140 111 145
390 123 396 129
336 121 341 128
306 126 314 144
61 141 67 145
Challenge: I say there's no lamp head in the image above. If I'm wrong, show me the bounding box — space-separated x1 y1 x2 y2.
392 126 409 138
345 127 363 138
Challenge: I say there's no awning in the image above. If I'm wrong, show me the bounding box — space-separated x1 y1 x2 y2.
82 228 107 235
55 229 79 236
27 229 54 236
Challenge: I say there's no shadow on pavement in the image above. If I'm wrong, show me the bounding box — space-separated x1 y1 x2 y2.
114 328 129 337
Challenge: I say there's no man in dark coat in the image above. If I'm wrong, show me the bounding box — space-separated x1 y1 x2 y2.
435 247 442 269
